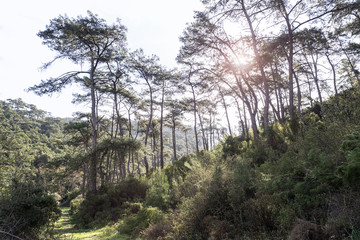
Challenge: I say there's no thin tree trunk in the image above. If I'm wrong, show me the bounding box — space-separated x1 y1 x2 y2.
172 117 177 160
198 112 208 151
274 81 281 122
152 123 157 168
241 0 270 129
326 53 338 97
209 112 213 149
293 71 305 123
304 53 322 105
127 148 131 174
82 141 89 197
278 1 295 119
190 83 200 153
136 152 141 178
243 102 249 141
160 81 165 168
143 79 152 175
90 61 98 194
219 87 232 135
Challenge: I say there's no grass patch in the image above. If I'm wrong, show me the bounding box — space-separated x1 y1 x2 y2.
55 207 129 240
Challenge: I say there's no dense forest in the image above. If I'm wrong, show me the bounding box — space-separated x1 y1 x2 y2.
1 0 360 239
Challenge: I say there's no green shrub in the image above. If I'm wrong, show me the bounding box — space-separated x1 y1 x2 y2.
61 188 81 206
69 196 84 215
73 177 148 228
197 150 217 168
73 193 111 227
165 155 192 189
140 216 173 240
341 129 360 188
0 181 61 239
145 171 170 210
222 135 247 157
52 192 62 203
119 207 163 237
106 177 148 207
120 201 142 216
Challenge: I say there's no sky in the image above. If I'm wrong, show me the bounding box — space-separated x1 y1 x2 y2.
0 0 204 118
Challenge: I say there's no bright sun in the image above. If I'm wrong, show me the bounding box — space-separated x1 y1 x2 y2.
222 21 254 68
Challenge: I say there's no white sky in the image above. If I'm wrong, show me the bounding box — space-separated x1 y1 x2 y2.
0 0 203 118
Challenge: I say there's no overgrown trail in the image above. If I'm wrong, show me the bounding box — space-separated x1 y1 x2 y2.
54 207 128 240
55 207 74 237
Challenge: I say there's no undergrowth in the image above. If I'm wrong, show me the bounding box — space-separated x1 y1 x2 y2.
68 88 360 239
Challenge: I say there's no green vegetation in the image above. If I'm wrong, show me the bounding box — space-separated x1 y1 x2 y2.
2 90 360 239
60 88 360 240
0 99 64 239
55 207 128 239
1 1 360 239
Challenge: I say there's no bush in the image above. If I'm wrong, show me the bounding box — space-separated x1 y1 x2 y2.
145 171 170 210
69 196 84 215
61 188 81 206
119 207 163 237
72 193 111 227
0 181 61 239
222 135 247 157
140 218 173 240
121 201 142 216
106 177 148 207
73 177 148 228
325 190 360 239
340 129 360 188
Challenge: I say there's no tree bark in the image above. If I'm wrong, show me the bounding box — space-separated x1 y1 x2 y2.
143 78 152 175
190 82 200 153
326 53 338 97
219 87 232 135
160 80 165 168
172 116 177 160
90 60 98 194
241 0 270 129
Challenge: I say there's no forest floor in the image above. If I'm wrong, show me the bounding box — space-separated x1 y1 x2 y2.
54 207 129 240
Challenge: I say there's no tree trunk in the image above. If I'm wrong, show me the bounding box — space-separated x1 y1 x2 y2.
152 122 157 168
279 1 295 120
209 111 213 149
304 53 322 106
219 87 232 135
160 81 165 168
190 82 200 153
143 79 152 175
90 61 98 194
343 49 360 88
234 97 245 136
326 53 338 97
293 71 305 123
172 117 177 160
198 112 208 150
241 0 270 128
114 83 124 138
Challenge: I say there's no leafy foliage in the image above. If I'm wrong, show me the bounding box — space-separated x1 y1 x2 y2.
71 177 148 228
0 180 61 239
